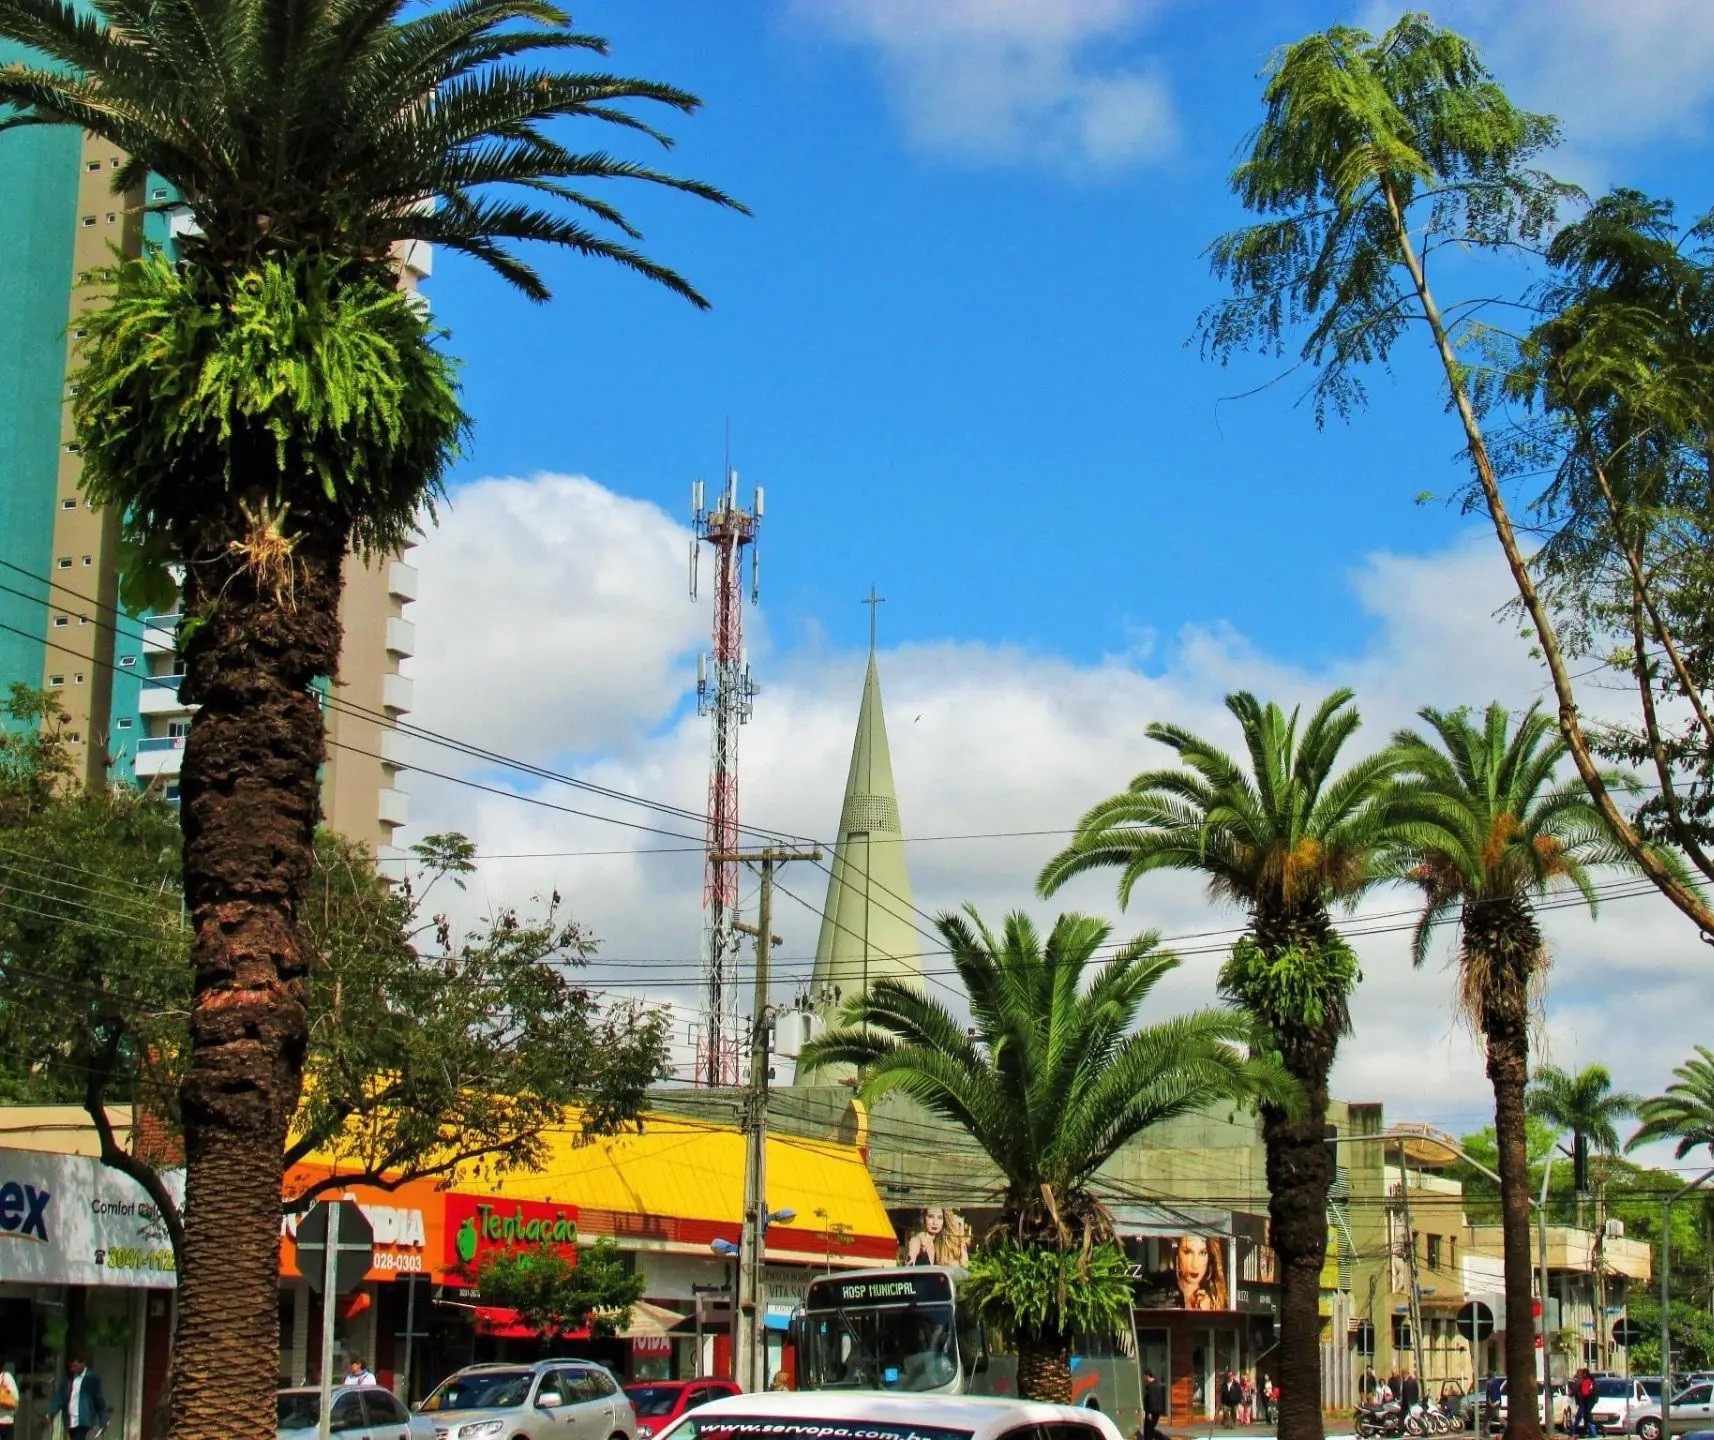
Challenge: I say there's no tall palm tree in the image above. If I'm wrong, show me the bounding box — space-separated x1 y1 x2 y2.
797 906 1285 1404
0 6 738 1437
1529 1063 1641 1202
1630 1047 1714 1159
1389 703 1641 1440
1038 688 1403 1440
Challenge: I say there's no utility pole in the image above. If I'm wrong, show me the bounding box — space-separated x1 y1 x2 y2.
1396 1145 1428 1394
719 845 821 1391
1660 1166 1714 1440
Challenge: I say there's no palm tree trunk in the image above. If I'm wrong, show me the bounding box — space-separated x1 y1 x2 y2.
1264 1051 1335 1440
168 520 345 1440
1470 915 1545 1440
1016 1329 1074 1405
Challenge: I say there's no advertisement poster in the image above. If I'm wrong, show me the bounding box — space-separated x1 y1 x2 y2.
0 1150 182 1288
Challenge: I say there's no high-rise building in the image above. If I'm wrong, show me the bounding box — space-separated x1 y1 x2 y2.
810 642 922 1004
0 100 421 856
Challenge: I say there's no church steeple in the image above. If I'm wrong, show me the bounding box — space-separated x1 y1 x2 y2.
811 593 921 1005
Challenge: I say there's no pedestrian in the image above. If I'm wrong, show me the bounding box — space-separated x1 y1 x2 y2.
1259 1372 1274 1424
1269 1378 1280 1420
0 1359 18 1433
1142 1369 1166 1440
1400 1368 1421 1416
1360 1366 1378 1403
1574 1369 1597 1438
49 1356 110 1440
344 1357 377 1387
1387 1372 1402 1406
769 1371 793 1392
1221 1371 1243 1427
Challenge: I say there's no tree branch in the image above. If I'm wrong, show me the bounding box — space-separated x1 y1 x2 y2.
83 1028 186 1265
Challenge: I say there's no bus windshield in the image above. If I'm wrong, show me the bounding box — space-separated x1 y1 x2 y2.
797 1300 958 1392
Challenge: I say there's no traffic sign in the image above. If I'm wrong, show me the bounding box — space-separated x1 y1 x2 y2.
295 1201 374 1295
1457 1300 1495 1344
1612 1318 1643 1348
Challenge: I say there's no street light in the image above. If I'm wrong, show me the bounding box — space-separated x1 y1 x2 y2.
1658 1166 1714 1440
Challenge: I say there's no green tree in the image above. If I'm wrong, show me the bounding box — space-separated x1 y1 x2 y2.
1506 193 1714 873
0 3 738 1431
470 1238 645 1343
1528 1063 1640 1207
1388 703 1644 1430
1198 13 1713 942
0 700 668 1266
797 906 1283 1403
1624 1297 1714 1375
1038 689 1398 1440
1631 1047 1714 1160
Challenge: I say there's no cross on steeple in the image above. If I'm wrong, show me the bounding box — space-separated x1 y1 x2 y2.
861 584 885 654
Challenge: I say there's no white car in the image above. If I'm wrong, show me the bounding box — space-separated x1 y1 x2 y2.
1592 1378 1663 1435
655 1391 1127 1440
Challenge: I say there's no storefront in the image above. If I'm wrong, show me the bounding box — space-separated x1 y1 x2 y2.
280 1110 897 1396
1118 1205 1279 1422
0 1149 180 1440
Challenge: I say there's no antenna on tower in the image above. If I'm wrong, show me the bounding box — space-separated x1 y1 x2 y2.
690 448 763 1087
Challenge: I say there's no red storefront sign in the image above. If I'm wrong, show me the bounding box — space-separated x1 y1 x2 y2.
444 1192 580 1275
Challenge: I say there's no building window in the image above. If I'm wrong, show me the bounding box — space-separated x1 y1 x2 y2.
65 731 81 744
116 717 133 730
62 497 77 508
105 212 116 223
73 328 87 339
119 656 135 667
150 187 168 200
65 443 81 454
78 616 90 625
81 556 92 565
167 720 190 738
86 160 101 171
48 675 63 688
56 557 72 569
53 616 69 628
1427 1235 1443 1270
109 157 120 168
81 215 96 227
73 673 85 685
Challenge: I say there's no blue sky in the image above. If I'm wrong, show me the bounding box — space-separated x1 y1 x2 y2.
428 0 1713 671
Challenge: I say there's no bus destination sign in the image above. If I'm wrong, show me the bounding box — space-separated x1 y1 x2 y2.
811 1271 953 1307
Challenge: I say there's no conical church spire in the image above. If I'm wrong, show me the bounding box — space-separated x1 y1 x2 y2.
812 596 920 1005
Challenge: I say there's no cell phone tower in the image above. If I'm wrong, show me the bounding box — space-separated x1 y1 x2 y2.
689 464 761 1087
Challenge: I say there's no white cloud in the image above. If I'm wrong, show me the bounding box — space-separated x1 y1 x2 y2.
399 472 1710 1142
795 0 1177 170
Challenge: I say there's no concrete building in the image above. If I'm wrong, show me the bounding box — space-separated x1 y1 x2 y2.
810 643 922 1003
0 105 420 855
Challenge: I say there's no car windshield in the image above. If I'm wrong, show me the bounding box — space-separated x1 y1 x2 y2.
419 1370 534 1412
1595 1381 1633 1399
662 1417 974 1440
1643 1382 1663 1399
797 1302 958 1392
627 1387 686 1418
277 1394 321 1430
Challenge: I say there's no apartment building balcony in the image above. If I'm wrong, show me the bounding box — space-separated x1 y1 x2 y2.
134 735 186 778
140 613 179 654
387 560 418 601
377 787 409 826
384 617 415 658
379 727 412 766
381 673 413 714
137 676 189 716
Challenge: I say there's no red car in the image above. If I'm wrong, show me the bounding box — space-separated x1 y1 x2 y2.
624 1380 742 1439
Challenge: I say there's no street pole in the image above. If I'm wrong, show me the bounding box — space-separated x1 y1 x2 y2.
318 1199 340 1440
1538 1157 1554 1395
1660 1166 1714 1440
1397 1144 1427 1394
721 845 820 1393
401 1275 417 1406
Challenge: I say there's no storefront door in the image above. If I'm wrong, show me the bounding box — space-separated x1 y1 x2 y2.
1135 1327 1170 1416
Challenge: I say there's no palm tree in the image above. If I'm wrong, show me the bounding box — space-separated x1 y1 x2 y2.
1389 703 1641 1440
1038 688 1403 1440
797 906 1284 1404
0 6 738 1437
1529 1063 1641 1205
1630 1047 1714 1159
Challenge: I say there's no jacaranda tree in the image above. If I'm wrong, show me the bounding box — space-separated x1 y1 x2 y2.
0 2 739 1434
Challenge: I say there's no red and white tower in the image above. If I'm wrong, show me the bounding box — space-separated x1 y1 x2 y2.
689 466 760 1087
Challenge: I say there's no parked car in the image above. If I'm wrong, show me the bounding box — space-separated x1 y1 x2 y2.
653 1392 1125 1440
411 1360 635 1440
279 1386 413 1440
1489 1380 1574 1433
1592 1377 1663 1434
624 1382 741 1440
1625 1382 1714 1440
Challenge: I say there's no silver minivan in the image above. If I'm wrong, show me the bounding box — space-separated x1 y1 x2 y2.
411 1360 635 1440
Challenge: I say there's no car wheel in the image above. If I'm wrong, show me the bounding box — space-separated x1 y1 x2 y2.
1637 1421 1662 1440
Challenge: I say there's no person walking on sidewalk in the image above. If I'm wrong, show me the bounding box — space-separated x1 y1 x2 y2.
1142 1370 1166 1440
49 1357 109 1440
1360 1367 1378 1404
1399 1369 1421 1417
1258 1372 1274 1425
0 1359 19 1432
1220 1372 1243 1427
